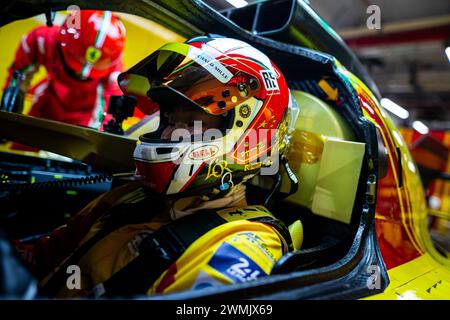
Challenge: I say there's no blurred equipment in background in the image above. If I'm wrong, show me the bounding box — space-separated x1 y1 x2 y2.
1 70 25 113
103 95 136 135
308 0 450 130
402 128 450 254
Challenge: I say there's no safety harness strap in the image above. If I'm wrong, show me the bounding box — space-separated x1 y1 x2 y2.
40 198 291 298
39 194 165 296
93 211 227 297
94 208 292 298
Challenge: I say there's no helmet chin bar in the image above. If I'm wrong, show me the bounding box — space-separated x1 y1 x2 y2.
134 140 191 164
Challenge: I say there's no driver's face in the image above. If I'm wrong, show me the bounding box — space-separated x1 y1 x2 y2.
161 107 223 140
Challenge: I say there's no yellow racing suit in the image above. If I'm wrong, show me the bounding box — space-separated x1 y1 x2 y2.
20 181 295 297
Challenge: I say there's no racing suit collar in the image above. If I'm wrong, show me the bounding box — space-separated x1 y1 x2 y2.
169 183 247 221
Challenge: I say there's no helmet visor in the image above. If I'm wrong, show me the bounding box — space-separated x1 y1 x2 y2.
118 42 262 117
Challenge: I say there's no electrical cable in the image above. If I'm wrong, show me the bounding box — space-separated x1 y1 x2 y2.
0 172 135 191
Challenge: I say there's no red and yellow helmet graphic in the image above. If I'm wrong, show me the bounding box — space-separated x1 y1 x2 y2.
58 10 126 79
119 36 295 198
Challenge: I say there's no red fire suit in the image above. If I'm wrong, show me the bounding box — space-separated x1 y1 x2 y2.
4 25 123 128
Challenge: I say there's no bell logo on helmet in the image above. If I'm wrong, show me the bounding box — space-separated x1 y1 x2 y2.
85 46 102 64
188 145 219 160
260 70 279 92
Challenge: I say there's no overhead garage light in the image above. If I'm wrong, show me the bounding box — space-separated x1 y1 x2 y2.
380 98 410 119
412 120 429 135
226 0 248 8
445 47 450 63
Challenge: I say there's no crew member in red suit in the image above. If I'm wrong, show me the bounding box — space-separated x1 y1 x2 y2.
2 10 126 129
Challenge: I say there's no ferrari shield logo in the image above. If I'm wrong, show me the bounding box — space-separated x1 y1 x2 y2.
86 46 102 63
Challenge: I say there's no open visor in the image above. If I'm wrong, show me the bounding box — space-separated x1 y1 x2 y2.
118 42 262 117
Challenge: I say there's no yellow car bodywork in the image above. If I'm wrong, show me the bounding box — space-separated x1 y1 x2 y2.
340 65 450 299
